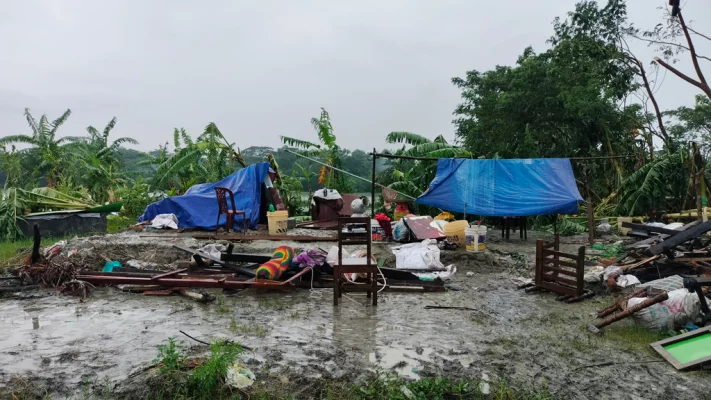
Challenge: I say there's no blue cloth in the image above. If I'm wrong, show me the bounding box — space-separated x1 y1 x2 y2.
416 158 583 216
138 162 270 230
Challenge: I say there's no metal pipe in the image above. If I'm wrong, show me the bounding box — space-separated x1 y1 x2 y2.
77 275 296 290
590 291 669 331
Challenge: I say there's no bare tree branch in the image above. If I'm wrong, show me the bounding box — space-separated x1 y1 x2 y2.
687 25 711 42
633 35 711 63
654 56 711 99
679 12 708 88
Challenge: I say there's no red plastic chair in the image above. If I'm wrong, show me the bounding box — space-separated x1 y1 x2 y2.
214 187 246 232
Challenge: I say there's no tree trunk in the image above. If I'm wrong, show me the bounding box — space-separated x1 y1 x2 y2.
637 59 670 148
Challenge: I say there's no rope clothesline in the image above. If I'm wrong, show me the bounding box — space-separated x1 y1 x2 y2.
284 149 418 200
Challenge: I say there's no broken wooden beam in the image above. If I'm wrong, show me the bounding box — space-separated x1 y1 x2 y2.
191 234 337 242
646 220 711 256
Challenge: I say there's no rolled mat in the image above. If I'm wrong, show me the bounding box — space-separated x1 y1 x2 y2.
256 246 294 280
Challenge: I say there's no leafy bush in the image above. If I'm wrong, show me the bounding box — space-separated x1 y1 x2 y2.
278 175 304 216
153 337 187 372
116 177 155 219
190 341 243 397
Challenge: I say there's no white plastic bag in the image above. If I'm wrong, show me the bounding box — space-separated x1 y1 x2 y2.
391 239 444 270
151 213 179 229
628 288 701 331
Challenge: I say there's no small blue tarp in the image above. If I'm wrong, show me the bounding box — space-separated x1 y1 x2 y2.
138 162 270 230
416 158 583 216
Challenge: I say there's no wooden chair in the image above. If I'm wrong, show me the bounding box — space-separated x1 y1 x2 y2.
333 216 377 306
214 187 246 232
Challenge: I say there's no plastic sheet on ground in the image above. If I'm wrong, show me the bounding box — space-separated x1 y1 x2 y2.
391 239 445 270
198 243 227 259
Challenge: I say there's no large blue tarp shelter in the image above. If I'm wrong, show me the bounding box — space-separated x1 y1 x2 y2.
416 158 583 216
138 162 270 230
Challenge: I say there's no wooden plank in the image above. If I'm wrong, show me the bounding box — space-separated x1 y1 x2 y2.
541 265 578 277
191 234 338 242
535 240 544 287
542 257 579 269
619 255 660 271
538 281 578 297
151 268 187 280
576 245 585 297
647 220 711 256
542 274 578 287
545 250 581 260
621 222 683 236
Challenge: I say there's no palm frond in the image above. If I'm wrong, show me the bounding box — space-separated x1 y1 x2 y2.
155 148 203 187
385 132 431 146
311 108 336 148
433 135 448 144
0 135 36 147
112 137 139 147
103 117 117 139
24 108 40 136
57 136 86 145
50 109 72 136
401 142 464 157
422 148 472 159
281 136 320 150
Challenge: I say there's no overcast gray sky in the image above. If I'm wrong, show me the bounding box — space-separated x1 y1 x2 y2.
1 0 709 153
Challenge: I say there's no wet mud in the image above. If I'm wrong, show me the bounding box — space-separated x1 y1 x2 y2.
1 232 710 399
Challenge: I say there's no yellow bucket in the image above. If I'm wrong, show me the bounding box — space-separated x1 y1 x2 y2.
267 211 289 236
443 220 468 247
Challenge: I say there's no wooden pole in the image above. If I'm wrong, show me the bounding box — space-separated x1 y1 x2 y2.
584 166 595 244
371 148 376 216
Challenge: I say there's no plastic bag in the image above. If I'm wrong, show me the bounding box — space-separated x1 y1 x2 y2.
628 288 701 331
391 239 444 270
393 220 410 242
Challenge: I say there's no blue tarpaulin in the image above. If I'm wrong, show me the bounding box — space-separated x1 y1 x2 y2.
416 158 583 216
138 162 270 230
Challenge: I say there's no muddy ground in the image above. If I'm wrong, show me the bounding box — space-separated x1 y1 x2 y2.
1 230 710 399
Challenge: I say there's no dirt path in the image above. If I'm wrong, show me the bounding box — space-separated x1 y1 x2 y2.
1 232 710 399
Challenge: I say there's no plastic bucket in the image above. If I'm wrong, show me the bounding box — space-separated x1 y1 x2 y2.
443 220 468 247
465 225 488 252
267 211 289 236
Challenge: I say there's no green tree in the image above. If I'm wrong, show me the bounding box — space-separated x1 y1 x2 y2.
665 95 711 158
0 108 75 188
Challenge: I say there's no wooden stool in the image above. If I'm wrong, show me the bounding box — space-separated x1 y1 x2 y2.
333 217 377 306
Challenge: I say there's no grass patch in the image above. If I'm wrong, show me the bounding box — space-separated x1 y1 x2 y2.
107 215 133 233
601 324 673 356
257 297 289 311
229 318 267 338
319 372 554 400
148 337 244 400
215 293 232 313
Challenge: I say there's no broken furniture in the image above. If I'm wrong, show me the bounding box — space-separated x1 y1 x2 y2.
651 326 711 370
333 216 377 306
501 217 527 240
215 187 247 232
526 234 588 302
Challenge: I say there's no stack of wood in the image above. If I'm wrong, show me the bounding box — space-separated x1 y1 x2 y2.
614 220 711 283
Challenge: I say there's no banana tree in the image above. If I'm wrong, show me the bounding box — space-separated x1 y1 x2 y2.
0 108 76 188
281 108 353 193
381 132 471 199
